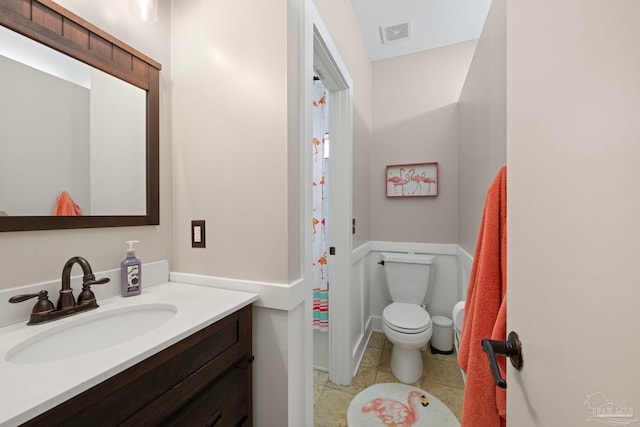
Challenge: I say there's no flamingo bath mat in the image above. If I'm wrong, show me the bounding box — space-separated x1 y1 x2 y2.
347 383 460 427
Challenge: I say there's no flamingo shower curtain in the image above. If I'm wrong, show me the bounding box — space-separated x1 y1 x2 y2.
312 77 329 332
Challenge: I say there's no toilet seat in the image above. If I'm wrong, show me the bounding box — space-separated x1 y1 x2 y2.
383 302 431 334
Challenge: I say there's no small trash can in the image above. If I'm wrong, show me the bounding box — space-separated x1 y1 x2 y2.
430 315 454 355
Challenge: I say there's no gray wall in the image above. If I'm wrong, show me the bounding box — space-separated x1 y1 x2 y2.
0 56 90 216
90 68 146 216
457 0 507 255
371 41 477 244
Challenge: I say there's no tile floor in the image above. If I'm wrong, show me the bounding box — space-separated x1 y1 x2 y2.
313 332 464 427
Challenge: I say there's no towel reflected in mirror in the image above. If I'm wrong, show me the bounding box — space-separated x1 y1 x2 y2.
53 191 83 216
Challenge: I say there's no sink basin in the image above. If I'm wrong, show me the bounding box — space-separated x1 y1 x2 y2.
5 303 177 364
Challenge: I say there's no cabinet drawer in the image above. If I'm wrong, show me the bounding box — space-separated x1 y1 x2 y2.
121 353 254 426
165 363 250 427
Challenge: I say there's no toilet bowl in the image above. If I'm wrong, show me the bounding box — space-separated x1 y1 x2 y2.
382 302 433 383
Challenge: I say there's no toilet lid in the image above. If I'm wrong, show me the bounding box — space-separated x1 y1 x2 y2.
383 303 431 332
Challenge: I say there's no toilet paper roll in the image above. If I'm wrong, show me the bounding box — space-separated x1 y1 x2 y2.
452 301 465 330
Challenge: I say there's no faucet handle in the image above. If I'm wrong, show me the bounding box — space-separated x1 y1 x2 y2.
84 277 110 286
9 290 55 314
77 276 110 305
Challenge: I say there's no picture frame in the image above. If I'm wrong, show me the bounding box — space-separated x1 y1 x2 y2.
386 162 438 198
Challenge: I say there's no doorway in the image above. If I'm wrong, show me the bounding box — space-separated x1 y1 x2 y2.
302 5 355 424
310 19 354 387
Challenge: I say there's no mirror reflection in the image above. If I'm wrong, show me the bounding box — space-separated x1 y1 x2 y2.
0 25 146 217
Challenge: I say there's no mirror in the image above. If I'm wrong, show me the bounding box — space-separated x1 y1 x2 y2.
0 0 161 232
0 26 147 216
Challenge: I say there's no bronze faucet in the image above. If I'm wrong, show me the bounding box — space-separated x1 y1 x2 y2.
9 256 110 325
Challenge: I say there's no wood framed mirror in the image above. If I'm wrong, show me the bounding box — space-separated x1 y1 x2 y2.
0 0 161 232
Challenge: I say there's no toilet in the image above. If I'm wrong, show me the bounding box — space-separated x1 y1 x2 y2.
380 252 436 384
452 301 467 383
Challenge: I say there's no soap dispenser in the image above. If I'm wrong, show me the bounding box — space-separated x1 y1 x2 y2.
121 240 142 297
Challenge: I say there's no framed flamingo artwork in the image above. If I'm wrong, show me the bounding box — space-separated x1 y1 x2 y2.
386 162 438 198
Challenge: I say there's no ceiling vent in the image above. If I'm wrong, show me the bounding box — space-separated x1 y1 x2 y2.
380 21 411 44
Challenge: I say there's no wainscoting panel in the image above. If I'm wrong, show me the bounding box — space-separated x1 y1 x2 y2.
350 245 372 377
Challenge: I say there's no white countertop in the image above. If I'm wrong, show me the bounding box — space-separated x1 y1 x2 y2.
0 282 257 427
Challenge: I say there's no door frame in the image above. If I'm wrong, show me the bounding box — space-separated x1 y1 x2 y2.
313 24 354 387
302 2 354 424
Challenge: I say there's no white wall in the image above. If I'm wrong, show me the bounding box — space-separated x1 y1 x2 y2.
0 0 172 290
371 41 476 244
457 0 507 255
252 306 290 426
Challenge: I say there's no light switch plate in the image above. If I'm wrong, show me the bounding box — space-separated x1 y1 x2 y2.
191 220 205 248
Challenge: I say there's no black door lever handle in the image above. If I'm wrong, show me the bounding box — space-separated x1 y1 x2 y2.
481 331 523 389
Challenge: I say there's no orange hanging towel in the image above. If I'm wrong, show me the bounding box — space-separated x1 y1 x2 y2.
458 165 507 427
53 191 83 216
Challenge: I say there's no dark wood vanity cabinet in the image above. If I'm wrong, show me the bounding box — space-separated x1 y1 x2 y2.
22 305 253 427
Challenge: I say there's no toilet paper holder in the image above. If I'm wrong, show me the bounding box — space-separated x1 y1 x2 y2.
481 331 523 389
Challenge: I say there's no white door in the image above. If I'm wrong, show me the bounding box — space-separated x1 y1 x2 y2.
506 1 640 425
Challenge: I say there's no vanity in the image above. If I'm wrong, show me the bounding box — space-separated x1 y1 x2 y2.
0 283 258 426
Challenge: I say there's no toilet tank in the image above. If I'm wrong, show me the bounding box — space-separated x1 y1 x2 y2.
381 252 436 304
